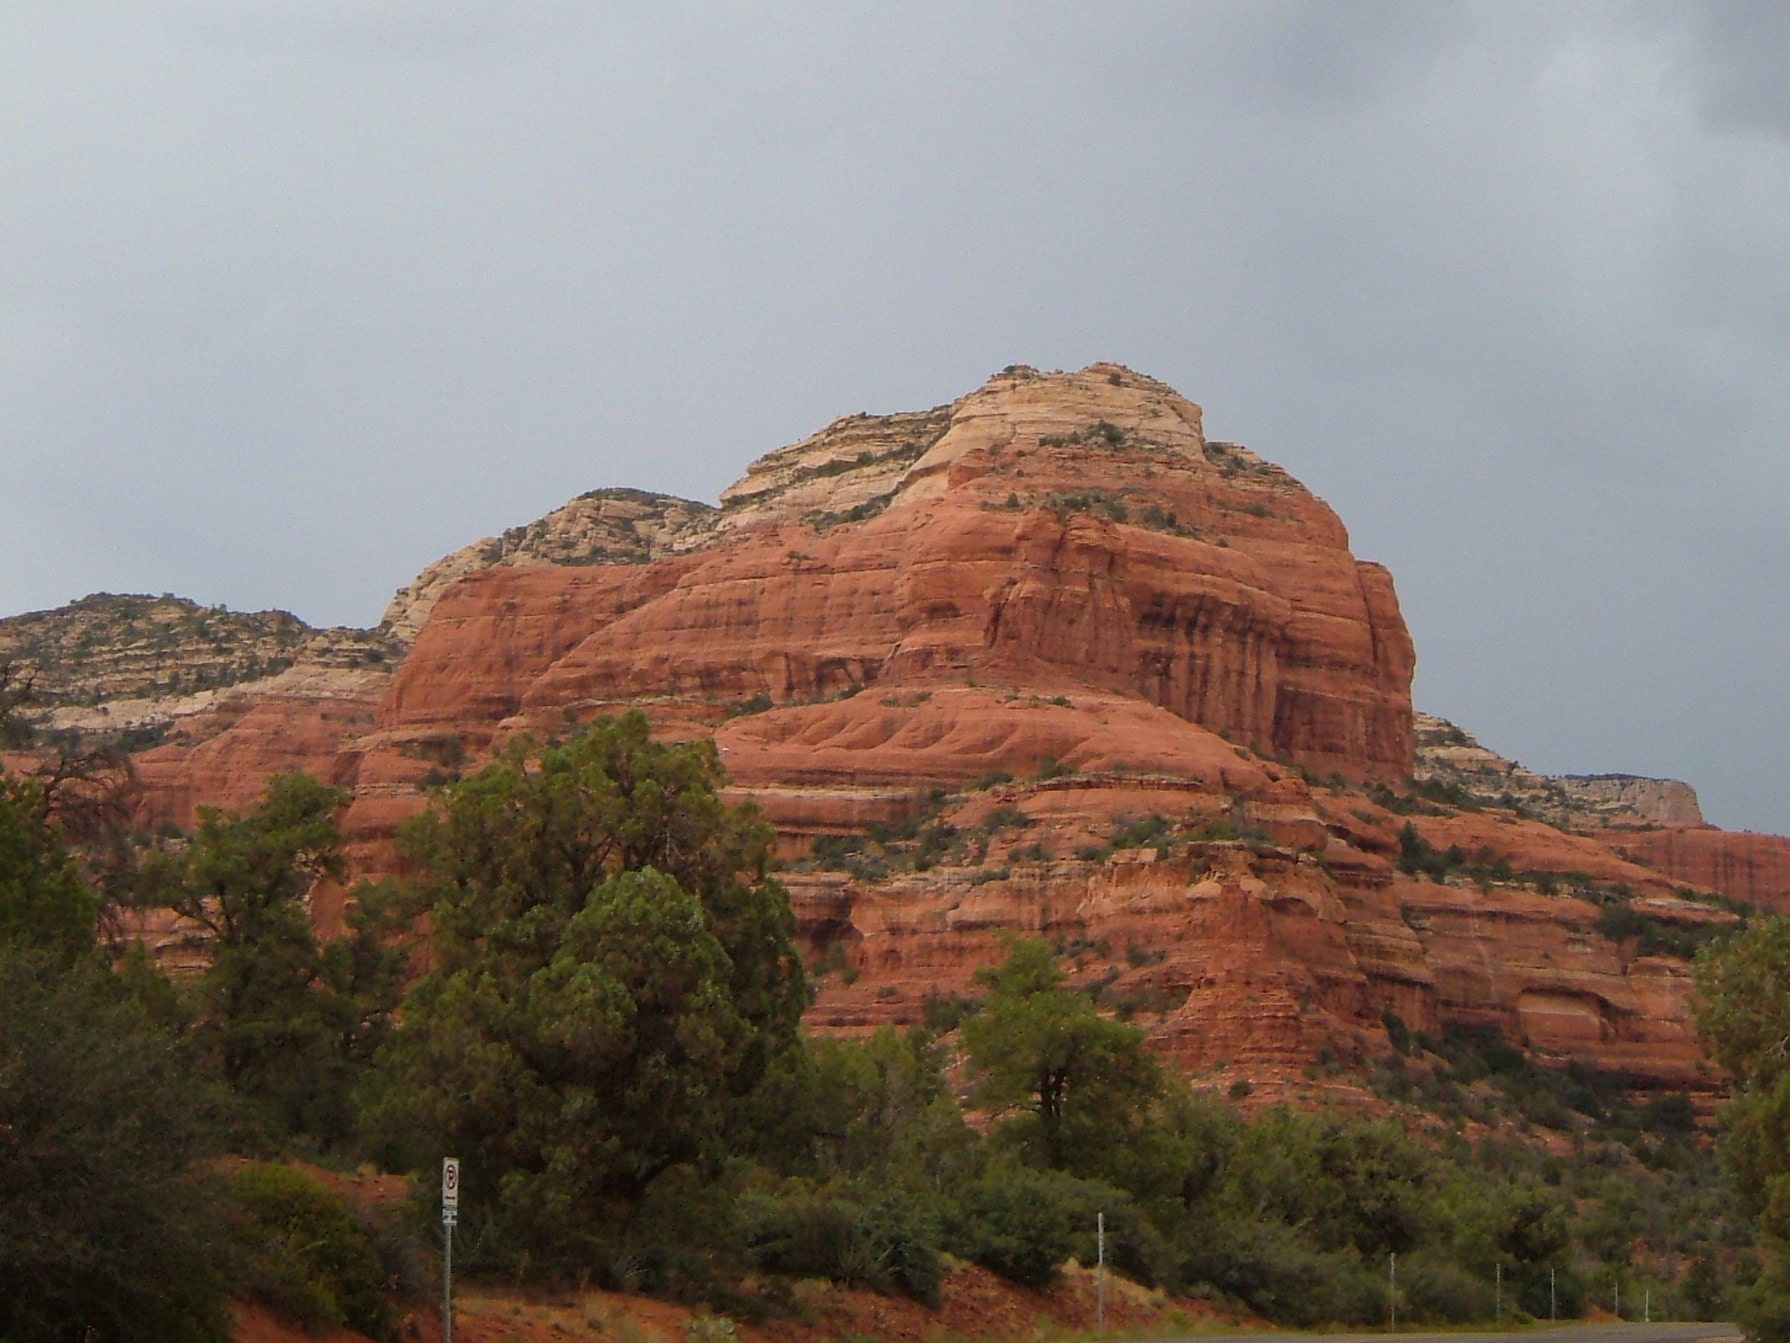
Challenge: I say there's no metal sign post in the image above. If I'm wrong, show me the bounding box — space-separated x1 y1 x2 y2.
442 1158 460 1343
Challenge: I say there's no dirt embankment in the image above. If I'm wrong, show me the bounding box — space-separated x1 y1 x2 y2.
234 1260 1248 1343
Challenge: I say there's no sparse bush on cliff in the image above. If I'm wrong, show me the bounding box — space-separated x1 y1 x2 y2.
1396 821 1467 880
1598 897 1733 959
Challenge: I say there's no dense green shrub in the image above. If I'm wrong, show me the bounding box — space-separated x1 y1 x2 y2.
0 954 232 1343
230 1163 392 1338
744 1186 941 1305
944 1163 1088 1287
1182 1217 1379 1326
1397 1251 1495 1323
0 775 97 964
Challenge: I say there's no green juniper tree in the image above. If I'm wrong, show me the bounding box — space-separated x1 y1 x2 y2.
0 764 233 1343
1699 918 1790 1339
363 711 809 1281
140 773 406 1148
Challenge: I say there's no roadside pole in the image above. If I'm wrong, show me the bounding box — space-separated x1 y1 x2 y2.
1389 1252 1396 1329
442 1157 460 1343
1495 1262 1501 1323
1096 1212 1106 1334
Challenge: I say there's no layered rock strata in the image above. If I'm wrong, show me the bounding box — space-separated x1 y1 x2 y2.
0 593 396 749
11 363 1777 1101
377 364 1416 784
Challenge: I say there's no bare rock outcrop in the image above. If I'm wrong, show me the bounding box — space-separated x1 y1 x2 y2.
0 592 397 751
379 488 717 642
1415 712 1703 827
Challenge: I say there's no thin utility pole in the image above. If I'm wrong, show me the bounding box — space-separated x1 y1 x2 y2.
1551 1267 1557 1322
1096 1212 1106 1334
1495 1262 1501 1322
1389 1252 1397 1329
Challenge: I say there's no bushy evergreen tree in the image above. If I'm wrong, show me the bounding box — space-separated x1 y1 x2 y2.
1699 918 1790 1339
139 773 405 1147
0 779 234 1343
0 773 97 964
363 712 809 1280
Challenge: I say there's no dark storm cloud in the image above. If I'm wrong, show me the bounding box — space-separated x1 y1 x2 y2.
2 3 1786 832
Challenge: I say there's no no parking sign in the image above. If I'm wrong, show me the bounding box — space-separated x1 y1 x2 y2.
442 1157 460 1225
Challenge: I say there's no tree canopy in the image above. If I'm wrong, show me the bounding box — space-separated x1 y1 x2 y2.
0 773 97 964
137 773 402 1146
961 935 1162 1168
0 951 232 1342
364 711 809 1279
1699 919 1790 1339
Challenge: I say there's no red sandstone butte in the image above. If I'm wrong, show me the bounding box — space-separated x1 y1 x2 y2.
113 363 1781 1094
378 364 1415 783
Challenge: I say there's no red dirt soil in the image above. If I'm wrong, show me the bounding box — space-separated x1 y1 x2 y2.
234 1262 1249 1343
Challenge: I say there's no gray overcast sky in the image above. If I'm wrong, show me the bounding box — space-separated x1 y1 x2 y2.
3 2 1786 833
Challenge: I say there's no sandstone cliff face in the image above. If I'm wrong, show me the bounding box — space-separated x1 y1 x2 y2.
784 766 1724 1093
39 362 1781 1103
380 364 1415 783
1617 826 1790 915
130 666 386 831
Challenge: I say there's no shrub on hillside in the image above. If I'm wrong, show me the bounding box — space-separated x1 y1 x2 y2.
230 1163 392 1339
1181 1216 1379 1326
744 1185 941 1306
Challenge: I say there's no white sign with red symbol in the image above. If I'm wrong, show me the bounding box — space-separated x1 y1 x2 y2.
442 1157 460 1225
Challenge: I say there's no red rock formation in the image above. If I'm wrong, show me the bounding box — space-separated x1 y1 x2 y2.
97 362 1772 1100
786 771 1719 1092
132 686 380 832
372 364 1415 783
